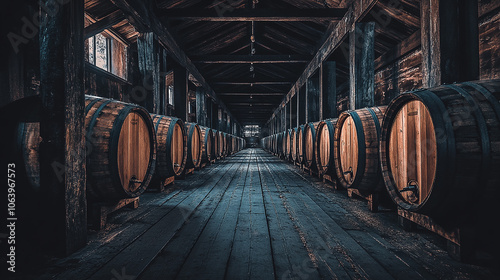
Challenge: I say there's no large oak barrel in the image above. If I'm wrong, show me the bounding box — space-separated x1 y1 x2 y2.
212 130 220 159
315 118 339 176
291 128 298 162
151 114 187 183
380 80 500 222
185 122 202 169
277 132 284 157
14 96 157 201
296 125 306 164
334 106 387 192
85 96 157 200
219 131 226 158
227 134 233 155
17 96 157 201
285 129 293 160
200 126 214 163
304 122 321 169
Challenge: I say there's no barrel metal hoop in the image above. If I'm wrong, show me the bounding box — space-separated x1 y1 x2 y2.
445 84 491 185
349 111 366 188
85 97 101 115
366 107 381 141
85 99 113 199
154 115 165 132
463 82 500 124
325 120 336 168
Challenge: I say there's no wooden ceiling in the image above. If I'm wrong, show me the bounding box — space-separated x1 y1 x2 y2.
85 0 421 125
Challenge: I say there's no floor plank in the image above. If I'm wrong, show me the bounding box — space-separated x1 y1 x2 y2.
34 149 497 280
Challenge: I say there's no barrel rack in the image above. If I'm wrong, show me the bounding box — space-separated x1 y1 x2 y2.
88 197 140 230
398 208 475 262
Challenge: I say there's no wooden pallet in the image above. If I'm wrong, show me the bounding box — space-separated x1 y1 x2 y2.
347 188 379 212
302 165 318 176
397 208 476 262
322 174 342 190
147 176 175 192
89 197 139 230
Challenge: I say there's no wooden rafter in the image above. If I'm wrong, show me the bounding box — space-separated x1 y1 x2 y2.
157 8 347 21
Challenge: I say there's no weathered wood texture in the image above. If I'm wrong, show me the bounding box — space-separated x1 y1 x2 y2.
30 149 496 280
350 22 375 110
39 0 87 256
421 0 479 87
479 3 500 79
374 49 423 106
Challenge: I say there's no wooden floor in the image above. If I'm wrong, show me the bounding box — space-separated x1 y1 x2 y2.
36 149 497 280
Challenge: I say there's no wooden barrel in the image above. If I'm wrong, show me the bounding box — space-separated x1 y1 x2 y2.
219 131 226 158
16 96 157 201
227 134 233 155
315 118 339 175
296 125 306 164
151 114 187 182
285 129 293 160
200 126 214 163
304 122 321 169
380 80 500 221
185 122 202 169
334 106 386 192
212 130 220 159
291 128 298 162
232 136 237 154
277 132 284 157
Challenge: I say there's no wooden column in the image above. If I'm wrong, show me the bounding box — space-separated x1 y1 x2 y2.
174 65 188 121
421 0 479 87
320 61 337 119
306 73 320 122
39 0 86 256
291 94 297 129
137 32 161 114
297 86 306 126
349 22 375 110
211 100 218 129
196 87 206 126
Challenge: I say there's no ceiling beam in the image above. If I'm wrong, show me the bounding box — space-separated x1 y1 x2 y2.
227 103 276 106
84 10 125 38
191 55 311 64
213 81 293 86
157 8 347 22
217 92 285 96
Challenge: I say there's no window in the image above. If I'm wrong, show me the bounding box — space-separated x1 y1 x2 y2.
86 31 128 80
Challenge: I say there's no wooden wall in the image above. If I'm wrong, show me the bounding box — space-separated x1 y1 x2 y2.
374 49 422 106
479 4 500 80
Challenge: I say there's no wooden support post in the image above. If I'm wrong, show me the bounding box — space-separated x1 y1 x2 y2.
421 0 479 88
174 64 188 121
320 61 337 119
297 86 306 126
137 32 161 114
196 87 205 126
349 22 375 110
306 72 320 122
39 0 87 256
291 94 297 128
211 100 218 129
